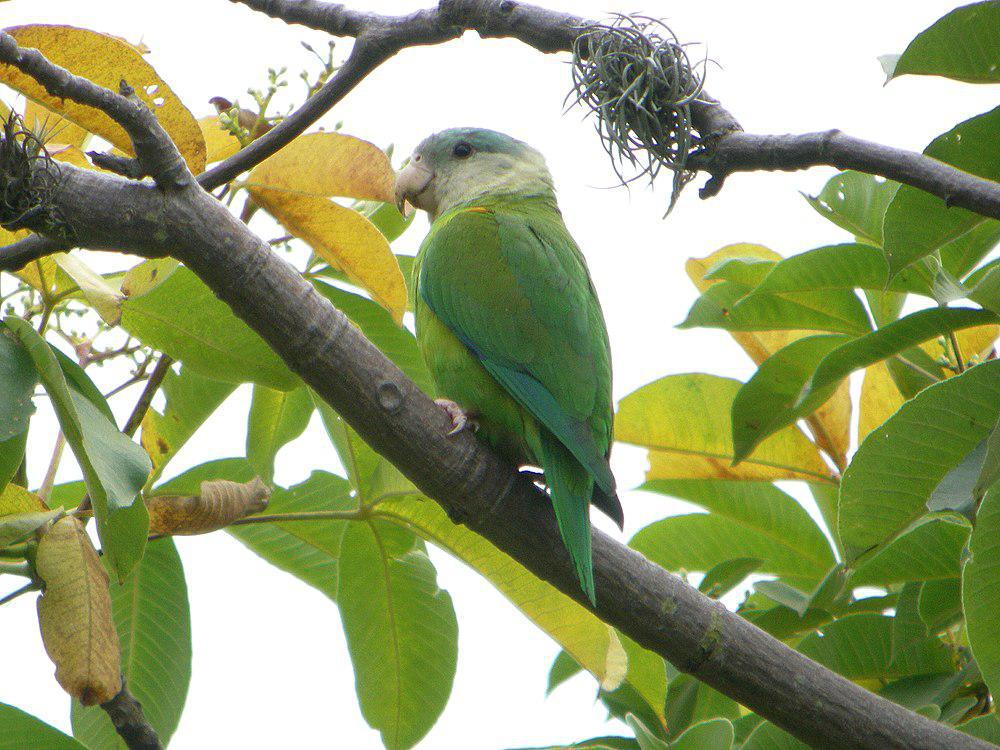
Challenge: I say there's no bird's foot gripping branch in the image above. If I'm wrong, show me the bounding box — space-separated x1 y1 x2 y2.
2 2 1000 749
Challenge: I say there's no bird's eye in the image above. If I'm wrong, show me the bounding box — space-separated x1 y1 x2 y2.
452 142 473 158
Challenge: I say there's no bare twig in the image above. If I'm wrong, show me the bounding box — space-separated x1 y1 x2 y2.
38 432 66 503
121 354 173 437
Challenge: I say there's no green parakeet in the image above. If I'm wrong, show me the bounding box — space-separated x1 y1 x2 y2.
395 128 622 604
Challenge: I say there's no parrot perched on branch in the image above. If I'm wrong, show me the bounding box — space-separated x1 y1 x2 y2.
394 128 622 604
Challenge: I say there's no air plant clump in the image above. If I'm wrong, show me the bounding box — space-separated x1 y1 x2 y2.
0 112 62 234
570 15 706 213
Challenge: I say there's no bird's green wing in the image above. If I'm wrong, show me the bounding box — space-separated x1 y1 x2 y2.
417 201 614 496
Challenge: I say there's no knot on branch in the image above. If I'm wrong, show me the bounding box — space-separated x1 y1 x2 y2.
0 113 67 238
569 14 706 213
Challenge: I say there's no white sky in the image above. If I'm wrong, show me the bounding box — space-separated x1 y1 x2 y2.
1 1 997 748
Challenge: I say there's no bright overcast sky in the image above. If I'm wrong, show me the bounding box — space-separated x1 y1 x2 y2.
1 1 997 748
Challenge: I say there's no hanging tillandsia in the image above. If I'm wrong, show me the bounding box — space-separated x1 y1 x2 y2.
569 14 706 214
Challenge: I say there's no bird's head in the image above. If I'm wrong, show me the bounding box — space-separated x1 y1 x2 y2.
394 128 554 219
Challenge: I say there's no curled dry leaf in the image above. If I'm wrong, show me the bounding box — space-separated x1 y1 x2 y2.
0 25 206 173
35 516 121 706
146 477 269 535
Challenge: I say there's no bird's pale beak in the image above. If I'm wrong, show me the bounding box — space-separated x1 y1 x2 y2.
394 161 434 216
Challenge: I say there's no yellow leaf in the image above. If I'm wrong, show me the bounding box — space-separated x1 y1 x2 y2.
47 144 93 170
0 25 205 174
0 483 48 515
375 495 627 691
146 477 269 535
686 243 850 469
618 374 834 483
858 362 904 443
955 324 998 362
245 131 394 202
120 257 179 299
53 253 124 325
23 99 89 148
198 116 240 164
35 516 121 706
251 189 407 322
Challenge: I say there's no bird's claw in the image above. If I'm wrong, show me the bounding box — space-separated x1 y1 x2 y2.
435 398 477 436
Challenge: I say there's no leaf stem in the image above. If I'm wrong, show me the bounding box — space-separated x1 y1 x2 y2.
0 543 29 559
947 331 966 373
121 354 173 437
0 561 33 577
0 581 38 606
37 432 65 504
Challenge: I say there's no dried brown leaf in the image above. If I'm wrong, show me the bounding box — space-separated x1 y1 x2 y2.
146 477 269 535
35 516 121 705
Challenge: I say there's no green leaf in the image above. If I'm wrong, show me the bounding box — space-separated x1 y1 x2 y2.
617 375 833 484
71 538 190 749
731 334 851 462
228 470 354 601
625 714 668 750
0 703 87 749
356 200 414 243
755 580 810 617
120 267 298 390
891 583 928 661
679 279 871 336
246 385 312 482
886 1 1000 83
970 263 1000 316
883 108 1000 277
664 675 739 741
312 280 432 393
698 557 762 598
376 493 628 692
840 360 1000 558
742 721 809 750
634 481 834 586
0 432 27 494
752 243 921 296
918 578 962 633
0 327 37 441
803 171 898 244
338 520 457 750
547 650 583 695
671 718 734 750
797 614 951 680
7 318 150 581
619 635 668 727
849 515 971 587
927 439 988 518
960 715 1000 743
878 669 967 712
140 365 235 484
963 486 1000 705
976 415 1000 497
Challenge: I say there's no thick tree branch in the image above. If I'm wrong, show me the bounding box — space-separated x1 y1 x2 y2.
0 32 990 750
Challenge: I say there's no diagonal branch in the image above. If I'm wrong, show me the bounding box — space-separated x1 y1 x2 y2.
0 29 990 750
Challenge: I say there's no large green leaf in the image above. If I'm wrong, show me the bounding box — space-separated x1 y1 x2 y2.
0 703 87 750
884 1 1000 83
246 385 313 482
960 715 1000 744
883 108 1000 277
797 614 952 680
140 364 235 484
0 432 27 494
71 539 190 749
971 263 1000 317
633 481 834 586
849 515 971 587
840 360 1000 558
120 267 298 390
0 326 37 441
679 279 871 336
376 494 627 691
731 334 850 463
672 718 734 750
740 307 997 457
977 415 1000 497
7 318 150 581
664 675 739 741
742 721 809 750
803 171 898 245
617 375 833 483
338 520 457 750
964 486 1000 705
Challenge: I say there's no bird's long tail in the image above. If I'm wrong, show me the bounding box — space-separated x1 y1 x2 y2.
538 429 596 605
